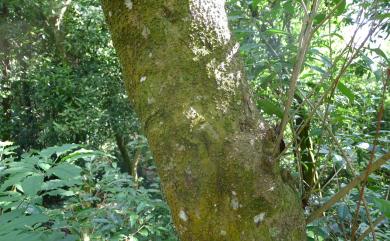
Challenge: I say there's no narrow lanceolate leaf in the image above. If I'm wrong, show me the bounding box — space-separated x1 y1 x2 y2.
257 99 283 119
337 81 355 103
21 175 44 196
371 48 390 64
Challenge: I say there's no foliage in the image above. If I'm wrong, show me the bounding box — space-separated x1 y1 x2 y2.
0 141 177 241
0 0 137 150
227 0 390 239
0 0 389 240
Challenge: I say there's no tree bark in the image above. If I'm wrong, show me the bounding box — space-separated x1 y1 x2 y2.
101 1 306 240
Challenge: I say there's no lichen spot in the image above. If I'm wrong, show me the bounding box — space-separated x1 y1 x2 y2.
124 0 133 10
250 139 255 146
253 213 266 225
176 144 186 152
231 195 239 210
140 76 147 83
147 97 155 105
142 26 150 39
184 107 205 130
220 230 227 236
179 209 188 222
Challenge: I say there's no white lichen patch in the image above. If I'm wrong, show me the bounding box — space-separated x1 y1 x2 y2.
189 0 231 44
231 195 239 210
250 139 256 146
140 76 147 83
191 46 211 60
220 230 227 236
179 209 188 222
226 43 240 62
142 26 150 39
124 0 133 10
207 60 240 92
216 101 229 114
147 97 155 105
176 144 186 152
184 107 205 130
266 186 275 192
253 212 266 225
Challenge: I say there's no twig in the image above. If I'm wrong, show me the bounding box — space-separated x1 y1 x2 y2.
276 21 381 161
274 0 320 155
350 61 389 240
362 196 377 241
306 152 390 224
356 215 386 241
55 0 73 30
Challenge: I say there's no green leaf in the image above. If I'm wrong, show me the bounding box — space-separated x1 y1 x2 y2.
21 175 44 196
371 48 390 64
47 163 82 180
129 236 138 241
257 99 283 118
337 81 355 103
373 198 390 218
0 213 49 233
139 228 149 237
0 172 33 191
375 13 390 20
45 189 75 197
314 13 326 26
333 0 346 16
337 203 351 221
39 144 79 160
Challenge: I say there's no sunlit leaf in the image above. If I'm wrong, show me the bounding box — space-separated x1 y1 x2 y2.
21 175 44 196
373 198 390 218
337 81 355 103
257 99 283 118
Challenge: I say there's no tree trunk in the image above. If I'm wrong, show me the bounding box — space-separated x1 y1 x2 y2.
114 132 134 175
101 1 306 240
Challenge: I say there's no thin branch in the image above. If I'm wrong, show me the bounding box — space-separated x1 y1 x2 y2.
276 21 381 161
274 0 320 155
351 61 388 240
306 152 390 224
362 196 377 241
300 0 309 17
55 0 73 30
356 215 386 241
311 0 346 33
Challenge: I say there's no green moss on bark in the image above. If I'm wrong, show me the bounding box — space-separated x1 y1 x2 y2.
101 0 306 240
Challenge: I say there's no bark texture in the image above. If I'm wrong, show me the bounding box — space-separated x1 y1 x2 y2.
101 0 306 240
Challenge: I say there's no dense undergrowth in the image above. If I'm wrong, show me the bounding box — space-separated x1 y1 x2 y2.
0 141 178 241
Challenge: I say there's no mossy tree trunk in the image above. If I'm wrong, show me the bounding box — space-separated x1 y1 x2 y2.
101 1 306 240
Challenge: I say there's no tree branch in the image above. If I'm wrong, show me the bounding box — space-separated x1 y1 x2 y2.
306 152 390 224
357 215 386 241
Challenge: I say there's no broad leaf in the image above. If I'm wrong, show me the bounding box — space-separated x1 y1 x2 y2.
21 175 44 196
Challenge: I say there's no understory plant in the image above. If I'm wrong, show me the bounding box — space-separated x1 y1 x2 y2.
0 141 177 241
